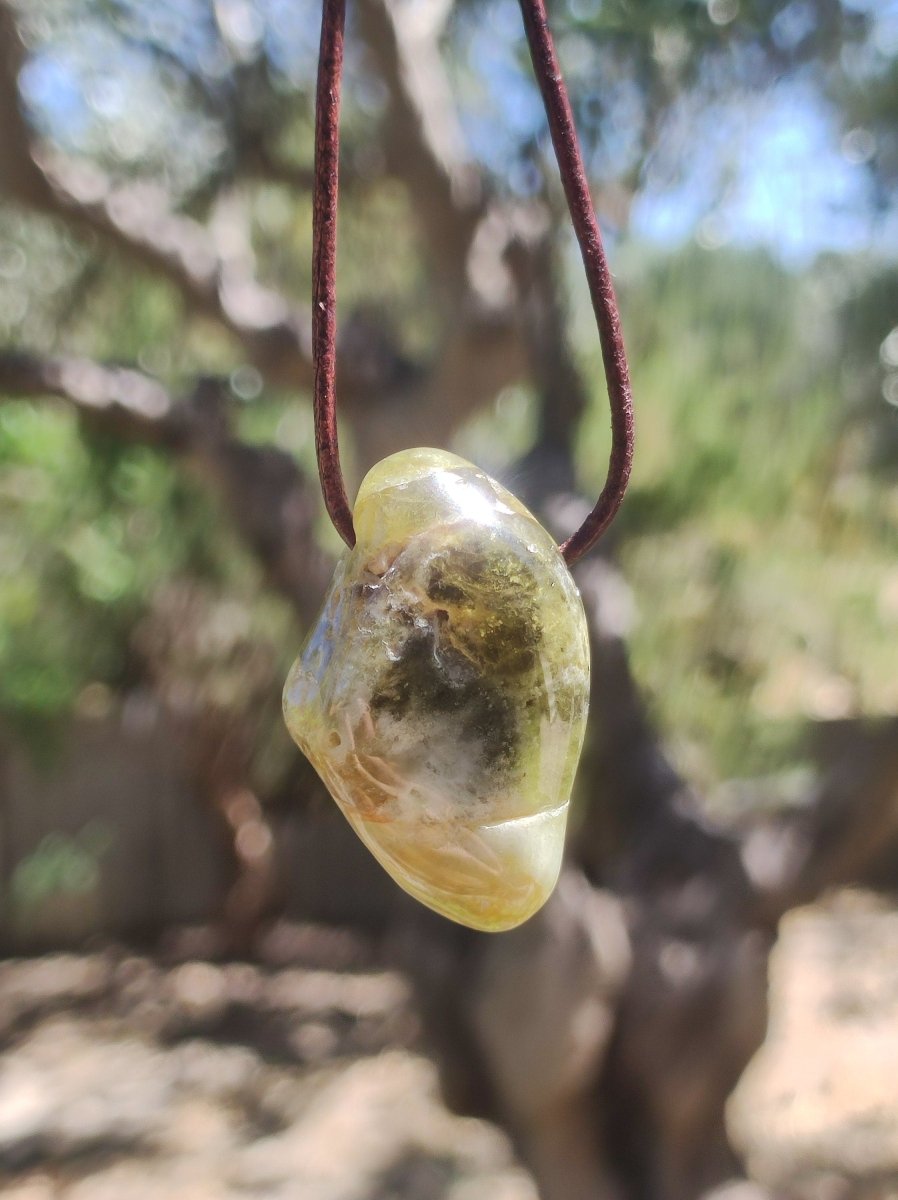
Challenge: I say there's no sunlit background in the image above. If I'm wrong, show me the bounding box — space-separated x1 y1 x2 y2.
1 0 897 1198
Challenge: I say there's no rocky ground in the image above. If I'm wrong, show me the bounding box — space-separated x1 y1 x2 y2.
730 891 898 1200
0 892 896 1200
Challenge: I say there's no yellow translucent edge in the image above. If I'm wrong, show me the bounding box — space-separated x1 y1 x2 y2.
343 801 568 933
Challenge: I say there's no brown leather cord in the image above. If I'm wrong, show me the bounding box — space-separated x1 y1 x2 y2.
312 0 634 565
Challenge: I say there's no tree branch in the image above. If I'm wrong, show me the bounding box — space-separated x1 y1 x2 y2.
0 351 332 624
0 1 531 459
0 3 313 388
357 0 484 297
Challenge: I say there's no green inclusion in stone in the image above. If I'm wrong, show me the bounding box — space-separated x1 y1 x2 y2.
283 448 590 931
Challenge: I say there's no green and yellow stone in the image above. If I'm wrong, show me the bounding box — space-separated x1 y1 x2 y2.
283 449 590 931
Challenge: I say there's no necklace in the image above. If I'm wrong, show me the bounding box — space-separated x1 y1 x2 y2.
283 0 634 931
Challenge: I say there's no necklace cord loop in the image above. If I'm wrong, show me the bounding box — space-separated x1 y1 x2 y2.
312 0 635 566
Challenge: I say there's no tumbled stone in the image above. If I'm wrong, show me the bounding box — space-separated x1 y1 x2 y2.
283 448 590 931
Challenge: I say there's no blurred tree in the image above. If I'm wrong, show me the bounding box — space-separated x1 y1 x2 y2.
1 2 897 1199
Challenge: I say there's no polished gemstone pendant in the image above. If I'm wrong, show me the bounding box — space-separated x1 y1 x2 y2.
283 448 590 931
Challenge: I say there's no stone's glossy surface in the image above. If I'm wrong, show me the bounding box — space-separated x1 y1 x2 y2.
283 448 590 932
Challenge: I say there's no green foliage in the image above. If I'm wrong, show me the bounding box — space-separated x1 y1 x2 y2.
835 262 898 473
0 401 199 720
10 823 112 913
575 244 898 790
0 389 302 800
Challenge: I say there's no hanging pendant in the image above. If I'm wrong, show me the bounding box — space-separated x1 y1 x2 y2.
283 449 590 931
293 0 635 931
